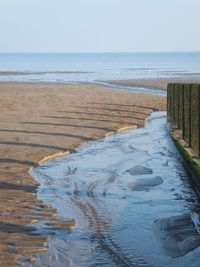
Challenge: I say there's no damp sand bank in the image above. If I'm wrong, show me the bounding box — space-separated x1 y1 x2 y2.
102 78 200 91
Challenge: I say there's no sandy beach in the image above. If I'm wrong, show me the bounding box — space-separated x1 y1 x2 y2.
0 82 166 265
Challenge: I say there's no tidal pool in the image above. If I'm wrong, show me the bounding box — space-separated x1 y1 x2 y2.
28 112 200 267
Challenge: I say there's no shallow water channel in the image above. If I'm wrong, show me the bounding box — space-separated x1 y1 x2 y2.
29 112 200 267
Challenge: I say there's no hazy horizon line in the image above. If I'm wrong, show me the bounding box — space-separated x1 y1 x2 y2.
0 51 200 54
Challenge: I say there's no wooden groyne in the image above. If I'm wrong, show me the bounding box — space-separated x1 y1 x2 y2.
167 83 200 190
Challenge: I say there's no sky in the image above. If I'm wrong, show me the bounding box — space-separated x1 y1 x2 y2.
0 0 199 53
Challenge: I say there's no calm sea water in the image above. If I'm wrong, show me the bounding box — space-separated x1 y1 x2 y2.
0 52 200 84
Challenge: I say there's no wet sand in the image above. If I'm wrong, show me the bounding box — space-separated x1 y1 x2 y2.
0 82 166 266
104 78 200 90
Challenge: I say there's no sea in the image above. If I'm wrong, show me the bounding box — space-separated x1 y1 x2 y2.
0 52 200 85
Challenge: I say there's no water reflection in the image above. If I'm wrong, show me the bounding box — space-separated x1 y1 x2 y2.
28 112 200 267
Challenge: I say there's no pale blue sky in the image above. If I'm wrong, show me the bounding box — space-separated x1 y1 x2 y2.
0 0 199 53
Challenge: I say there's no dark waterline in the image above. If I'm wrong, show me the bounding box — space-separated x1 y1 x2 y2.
25 112 200 267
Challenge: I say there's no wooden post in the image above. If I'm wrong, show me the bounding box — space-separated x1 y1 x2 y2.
177 84 180 128
189 85 192 147
182 86 185 139
198 85 200 157
178 84 184 129
167 84 171 122
183 84 191 145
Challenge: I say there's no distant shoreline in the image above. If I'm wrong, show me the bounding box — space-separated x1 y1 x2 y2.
0 77 200 94
100 77 200 91
0 53 200 87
